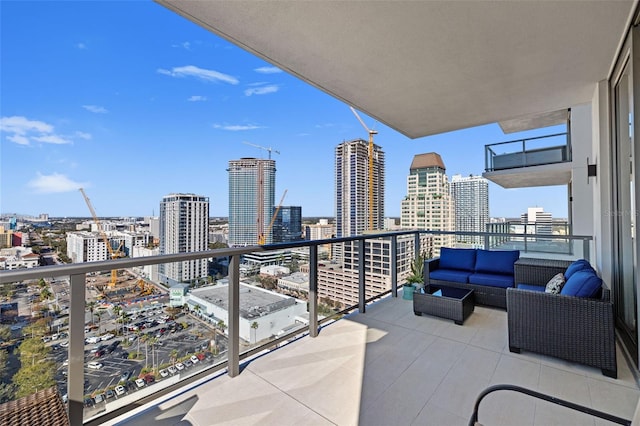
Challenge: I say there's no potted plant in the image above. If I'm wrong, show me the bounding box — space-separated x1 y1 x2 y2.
403 251 426 300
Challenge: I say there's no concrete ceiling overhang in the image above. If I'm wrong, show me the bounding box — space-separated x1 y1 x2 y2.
482 162 572 188
156 1 635 139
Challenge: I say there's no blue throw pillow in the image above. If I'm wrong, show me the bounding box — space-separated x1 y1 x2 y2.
439 247 476 272
475 249 520 275
564 259 594 280
560 270 602 298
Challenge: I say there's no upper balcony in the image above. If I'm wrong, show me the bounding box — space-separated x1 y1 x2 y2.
482 132 572 189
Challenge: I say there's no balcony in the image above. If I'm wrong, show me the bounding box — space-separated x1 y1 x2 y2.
0 231 635 425
106 295 639 426
483 133 572 189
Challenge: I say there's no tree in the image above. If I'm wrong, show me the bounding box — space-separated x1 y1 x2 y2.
39 287 52 302
17 337 50 366
95 311 103 334
86 301 97 326
13 359 56 398
0 325 11 342
37 278 47 289
0 382 16 403
250 321 259 344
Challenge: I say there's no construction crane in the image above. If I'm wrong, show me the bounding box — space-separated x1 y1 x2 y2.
350 106 378 231
79 188 123 289
258 189 288 245
243 141 280 159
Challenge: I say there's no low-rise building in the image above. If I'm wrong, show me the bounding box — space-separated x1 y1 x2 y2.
187 284 307 343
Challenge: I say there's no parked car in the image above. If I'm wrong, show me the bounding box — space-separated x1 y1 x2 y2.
159 369 169 378
120 371 132 382
184 360 193 367
175 362 185 371
87 361 103 369
135 378 145 388
105 389 115 399
196 352 206 361
94 349 105 358
84 398 94 407
167 365 177 374
93 393 105 404
101 333 115 341
114 385 126 396
86 336 100 344
143 374 155 384
190 355 199 364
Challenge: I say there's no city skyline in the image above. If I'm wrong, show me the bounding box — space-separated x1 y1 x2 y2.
1 1 568 219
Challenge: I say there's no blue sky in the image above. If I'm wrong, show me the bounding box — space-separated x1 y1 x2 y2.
1 1 567 219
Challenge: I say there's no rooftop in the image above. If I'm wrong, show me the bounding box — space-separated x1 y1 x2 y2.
191 284 297 319
107 295 640 426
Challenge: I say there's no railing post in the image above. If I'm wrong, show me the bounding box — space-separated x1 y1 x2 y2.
391 235 398 297
484 234 490 250
228 254 240 377
68 273 85 425
309 244 318 337
583 238 591 261
358 238 366 313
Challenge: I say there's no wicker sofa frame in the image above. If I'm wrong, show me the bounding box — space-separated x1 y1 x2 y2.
507 258 617 378
424 258 510 309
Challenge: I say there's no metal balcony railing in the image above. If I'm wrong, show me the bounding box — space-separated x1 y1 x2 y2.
0 229 593 425
485 132 570 172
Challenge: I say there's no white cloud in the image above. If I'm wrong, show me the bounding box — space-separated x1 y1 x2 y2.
1 116 53 135
82 105 108 114
27 173 88 194
0 115 89 146
212 123 263 131
75 131 92 140
244 85 279 96
254 66 282 74
172 41 191 50
32 134 72 144
188 95 207 102
158 65 239 85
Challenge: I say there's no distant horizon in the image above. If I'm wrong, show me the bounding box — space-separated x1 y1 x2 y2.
1 213 570 222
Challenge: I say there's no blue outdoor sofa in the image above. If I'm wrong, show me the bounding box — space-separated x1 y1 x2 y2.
424 247 520 309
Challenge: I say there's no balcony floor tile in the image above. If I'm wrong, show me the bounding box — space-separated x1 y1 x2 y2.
106 296 640 426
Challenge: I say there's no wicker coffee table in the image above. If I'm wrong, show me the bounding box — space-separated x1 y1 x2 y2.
413 285 475 325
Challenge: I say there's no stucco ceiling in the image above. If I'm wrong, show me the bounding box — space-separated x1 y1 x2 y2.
156 0 635 139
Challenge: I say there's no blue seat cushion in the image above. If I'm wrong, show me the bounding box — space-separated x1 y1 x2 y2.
429 268 471 284
468 273 514 289
564 259 594 281
475 249 520 275
517 284 545 292
439 247 476 272
560 270 602 298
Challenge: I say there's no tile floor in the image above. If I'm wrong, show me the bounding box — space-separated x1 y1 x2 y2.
107 295 640 426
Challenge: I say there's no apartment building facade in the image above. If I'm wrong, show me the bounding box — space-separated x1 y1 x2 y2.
400 152 455 255
228 158 276 246
159 193 209 285
451 174 489 247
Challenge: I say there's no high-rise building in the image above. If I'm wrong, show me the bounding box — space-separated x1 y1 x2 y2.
159 193 209 285
335 139 385 238
400 152 454 255
521 207 553 235
272 206 303 243
66 231 108 263
451 174 489 247
228 158 276 246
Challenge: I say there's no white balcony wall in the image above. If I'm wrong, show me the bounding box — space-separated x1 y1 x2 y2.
570 103 595 238
593 81 614 284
